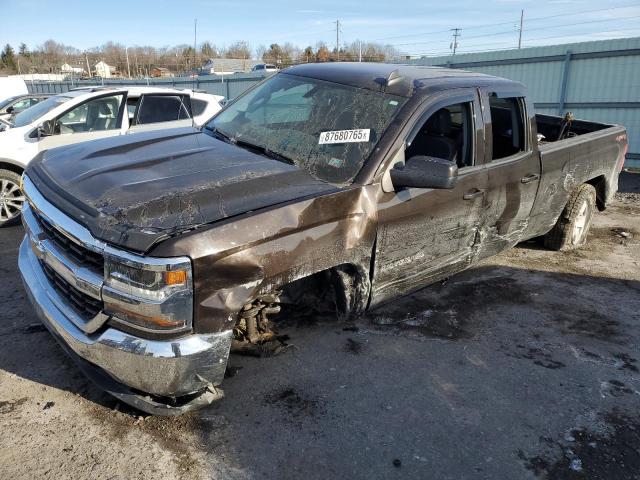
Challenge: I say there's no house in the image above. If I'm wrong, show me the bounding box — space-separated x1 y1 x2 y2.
150 67 173 78
60 63 84 75
200 58 259 75
94 61 116 78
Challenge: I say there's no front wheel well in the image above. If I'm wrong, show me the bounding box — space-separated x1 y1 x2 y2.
0 161 25 177
278 264 371 317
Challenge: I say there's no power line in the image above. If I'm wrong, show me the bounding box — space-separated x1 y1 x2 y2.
390 13 640 48
401 27 640 57
374 3 640 42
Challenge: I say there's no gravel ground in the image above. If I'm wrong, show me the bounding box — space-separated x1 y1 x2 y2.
0 172 638 480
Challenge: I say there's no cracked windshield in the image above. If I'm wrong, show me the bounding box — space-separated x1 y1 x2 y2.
206 73 406 184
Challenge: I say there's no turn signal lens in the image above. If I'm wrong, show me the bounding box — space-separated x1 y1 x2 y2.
165 270 187 286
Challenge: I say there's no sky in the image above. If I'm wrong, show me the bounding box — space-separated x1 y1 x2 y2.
1 0 640 57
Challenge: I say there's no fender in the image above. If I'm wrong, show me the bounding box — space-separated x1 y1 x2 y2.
150 184 379 334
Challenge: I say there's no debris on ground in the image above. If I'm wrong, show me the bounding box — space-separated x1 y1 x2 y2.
22 323 47 334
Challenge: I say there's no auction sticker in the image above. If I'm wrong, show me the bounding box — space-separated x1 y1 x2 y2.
319 129 370 145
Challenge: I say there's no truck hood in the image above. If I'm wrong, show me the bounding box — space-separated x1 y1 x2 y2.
27 127 338 253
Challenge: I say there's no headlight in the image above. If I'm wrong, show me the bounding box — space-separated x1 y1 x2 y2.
102 253 193 334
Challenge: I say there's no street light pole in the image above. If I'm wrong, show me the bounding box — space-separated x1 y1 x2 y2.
125 47 131 78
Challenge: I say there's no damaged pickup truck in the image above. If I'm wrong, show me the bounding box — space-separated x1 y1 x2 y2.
19 63 627 414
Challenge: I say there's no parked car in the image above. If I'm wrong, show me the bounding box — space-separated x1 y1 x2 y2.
0 87 223 225
251 63 278 72
0 94 50 122
19 64 627 414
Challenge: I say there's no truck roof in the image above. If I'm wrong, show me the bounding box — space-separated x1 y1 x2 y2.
284 62 524 98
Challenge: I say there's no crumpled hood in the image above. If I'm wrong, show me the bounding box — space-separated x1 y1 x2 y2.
27 127 337 253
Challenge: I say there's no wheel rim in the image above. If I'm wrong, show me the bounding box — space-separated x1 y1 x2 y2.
571 200 589 244
0 179 25 222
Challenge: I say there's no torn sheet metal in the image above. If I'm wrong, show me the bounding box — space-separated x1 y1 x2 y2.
152 185 378 333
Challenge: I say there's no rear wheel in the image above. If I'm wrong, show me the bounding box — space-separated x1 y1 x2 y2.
0 169 25 227
544 184 596 251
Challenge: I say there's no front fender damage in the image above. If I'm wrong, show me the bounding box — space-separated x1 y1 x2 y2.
151 183 378 355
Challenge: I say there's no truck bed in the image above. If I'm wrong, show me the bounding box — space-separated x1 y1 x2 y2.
524 114 626 240
536 113 613 144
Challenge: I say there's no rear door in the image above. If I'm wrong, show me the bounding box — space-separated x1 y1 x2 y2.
476 89 541 259
371 89 488 305
128 93 192 133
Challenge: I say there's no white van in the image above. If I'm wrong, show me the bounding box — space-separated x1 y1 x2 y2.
0 77 28 103
0 86 223 225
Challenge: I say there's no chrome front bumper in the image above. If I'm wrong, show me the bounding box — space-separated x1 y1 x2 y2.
19 237 233 412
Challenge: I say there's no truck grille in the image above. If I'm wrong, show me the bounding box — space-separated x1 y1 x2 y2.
42 262 103 319
34 211 104 271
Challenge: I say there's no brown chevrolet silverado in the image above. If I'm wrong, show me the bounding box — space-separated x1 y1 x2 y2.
19 63 627 414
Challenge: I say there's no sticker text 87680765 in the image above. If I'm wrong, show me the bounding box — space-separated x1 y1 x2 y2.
319 129 370 145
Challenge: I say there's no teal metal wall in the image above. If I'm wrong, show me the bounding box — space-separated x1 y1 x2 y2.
405 37 640 167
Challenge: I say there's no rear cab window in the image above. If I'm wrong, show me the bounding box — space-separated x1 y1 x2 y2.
488 93 527 160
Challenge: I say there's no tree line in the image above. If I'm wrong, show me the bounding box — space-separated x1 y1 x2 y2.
0 39 399 77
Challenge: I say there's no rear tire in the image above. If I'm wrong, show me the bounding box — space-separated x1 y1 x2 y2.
544 184 596 251
0 169 25 227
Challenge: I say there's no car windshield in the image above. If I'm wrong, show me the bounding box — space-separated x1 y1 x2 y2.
12 95 72 127
205 73 407 184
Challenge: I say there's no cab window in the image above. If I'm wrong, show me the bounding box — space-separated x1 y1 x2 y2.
488 94 526 160
406 101 474 168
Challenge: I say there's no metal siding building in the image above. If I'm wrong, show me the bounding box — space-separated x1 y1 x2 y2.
404 37 640 167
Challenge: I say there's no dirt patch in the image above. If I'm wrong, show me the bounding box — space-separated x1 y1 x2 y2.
86 401 206 476
604 380 635 397
518 412 640 479
614 353 639 372
368 274 535 340
264 386 323 419
344 338 363 354
552 307 622 343
0 397 27 414
502 344 565 370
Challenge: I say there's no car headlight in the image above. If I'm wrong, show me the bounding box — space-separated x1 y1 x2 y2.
102 253 193 333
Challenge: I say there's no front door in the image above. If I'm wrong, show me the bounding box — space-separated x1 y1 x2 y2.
371 90 488 305
38 92 126 153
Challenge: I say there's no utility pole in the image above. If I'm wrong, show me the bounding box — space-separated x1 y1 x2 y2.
359 40 362 62
194 18 198 71
518 10 524 49
125 47 131 78
450 28 461 55
335 19 340 61
85 52 91 78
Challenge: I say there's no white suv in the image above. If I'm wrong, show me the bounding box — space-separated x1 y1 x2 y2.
0 86 223 226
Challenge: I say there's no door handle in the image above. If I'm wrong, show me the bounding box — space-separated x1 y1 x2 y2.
521 173 540 184
463 189 485 200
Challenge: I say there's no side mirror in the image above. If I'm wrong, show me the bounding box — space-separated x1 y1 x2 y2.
390 155 458 190
37 120 55 138
5 106 14 114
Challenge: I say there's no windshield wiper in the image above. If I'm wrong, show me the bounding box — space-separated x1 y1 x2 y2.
203 125 295 165
233 138 295 165
203 125 234 143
